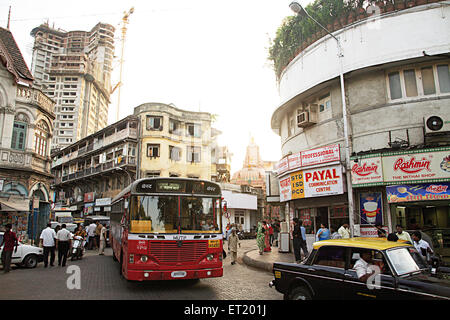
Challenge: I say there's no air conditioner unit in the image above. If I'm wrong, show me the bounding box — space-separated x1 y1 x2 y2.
297 104 318 128
424 115 450 135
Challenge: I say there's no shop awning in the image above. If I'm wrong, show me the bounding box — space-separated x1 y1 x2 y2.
0 198 30 212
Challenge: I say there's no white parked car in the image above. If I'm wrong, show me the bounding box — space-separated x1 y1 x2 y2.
0 232 44 268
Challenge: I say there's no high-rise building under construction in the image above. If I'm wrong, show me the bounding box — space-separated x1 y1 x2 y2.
30 22 115 150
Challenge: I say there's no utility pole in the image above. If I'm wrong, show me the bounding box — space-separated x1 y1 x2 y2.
6 6 11 29
116 7 134 122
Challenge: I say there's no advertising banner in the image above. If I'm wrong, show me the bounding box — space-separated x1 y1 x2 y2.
359 192 383 225
277 157 289 175
386 183 450 203
301 144 340 167
351 156 383 185
288 152 301 171
279 176 292 202
383 149 450 183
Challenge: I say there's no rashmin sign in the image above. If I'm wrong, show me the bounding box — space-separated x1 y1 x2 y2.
280 165 344 201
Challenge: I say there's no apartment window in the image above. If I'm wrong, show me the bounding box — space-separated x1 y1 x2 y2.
11 122 27 151
34 121 49 157
147 144 160 158
404 69 418 97
318 93 331 112
388 72 402 100
187 146 201 163
421 66 436 95
186 123 201 137
169 119 182 135
146 116 163 131
437 64 450 93
387 63 450 100
146 171 160 178
169 146 182 161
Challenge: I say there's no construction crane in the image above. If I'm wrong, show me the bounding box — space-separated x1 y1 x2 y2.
114 7 134 122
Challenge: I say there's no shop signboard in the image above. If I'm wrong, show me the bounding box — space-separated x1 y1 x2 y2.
95 198 111 206
360 225 389 237
359 192 383 225
351 156 383 186
277 157 289 175
288 152 301 171
279 176 292 202
84 192 94 203
287 165 344 199
383 149 450 183
301 144 340 167
386 183 450 203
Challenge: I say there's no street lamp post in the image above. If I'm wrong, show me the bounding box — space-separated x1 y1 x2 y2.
116 167 134 186
289 2 356 236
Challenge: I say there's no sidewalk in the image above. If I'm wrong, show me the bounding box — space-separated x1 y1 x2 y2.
239 235 315 272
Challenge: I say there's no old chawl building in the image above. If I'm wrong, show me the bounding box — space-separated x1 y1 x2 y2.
0 27 55 242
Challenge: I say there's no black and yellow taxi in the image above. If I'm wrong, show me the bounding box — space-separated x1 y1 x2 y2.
269 238 450 300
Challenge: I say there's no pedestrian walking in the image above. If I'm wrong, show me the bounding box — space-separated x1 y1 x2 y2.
0 224 18 273
256 222 265 255
40 223 57 267
268 222 274 246
262 221 271 252
272 219 280 247
292 218 308 262
338 223 350 239
87 221 96 250
56 224 72 267
98 224 107 255
95 221 102 250
228 228 240 265
316 223 330 241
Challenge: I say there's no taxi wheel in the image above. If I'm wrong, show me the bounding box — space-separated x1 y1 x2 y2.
290 286 312 300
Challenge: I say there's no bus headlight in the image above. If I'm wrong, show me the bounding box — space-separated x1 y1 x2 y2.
206 254 214 261
141 255 148 263
129 254 134 264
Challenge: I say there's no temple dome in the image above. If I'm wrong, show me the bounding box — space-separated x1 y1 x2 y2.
231 137 266 188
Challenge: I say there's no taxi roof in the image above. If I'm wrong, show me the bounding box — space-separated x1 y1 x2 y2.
313 238 412 251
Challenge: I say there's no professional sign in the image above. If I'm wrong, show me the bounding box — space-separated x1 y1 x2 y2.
386 183 450 203
383 149 450 183
301 144 340 167
359 192 383 225
351 156 383 185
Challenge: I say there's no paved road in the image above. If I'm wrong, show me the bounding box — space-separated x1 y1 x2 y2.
0 239 282 300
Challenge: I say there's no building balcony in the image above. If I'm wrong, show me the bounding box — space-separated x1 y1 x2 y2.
0 148 52 176
16 85 55 116
55 156 136 186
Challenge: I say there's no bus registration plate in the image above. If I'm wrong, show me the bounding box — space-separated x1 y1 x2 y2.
171 271 187 278
208 240 220 248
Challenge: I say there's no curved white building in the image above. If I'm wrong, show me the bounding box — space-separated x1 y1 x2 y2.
271 3 450 243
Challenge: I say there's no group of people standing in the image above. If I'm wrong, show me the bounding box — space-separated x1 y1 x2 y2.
256 220 280 255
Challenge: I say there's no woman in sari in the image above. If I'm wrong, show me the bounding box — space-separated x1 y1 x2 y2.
263 221 271 252
256 222 265 255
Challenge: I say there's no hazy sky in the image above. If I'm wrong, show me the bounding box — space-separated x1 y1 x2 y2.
1 0 304 175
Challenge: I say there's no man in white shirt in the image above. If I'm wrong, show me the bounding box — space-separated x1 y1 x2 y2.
56 224 72 267
40 223 57 267
87 222 97 250
353 251 377 282
338 224 350 239
98 224 107 255
395 224 412 244
412 231 433 262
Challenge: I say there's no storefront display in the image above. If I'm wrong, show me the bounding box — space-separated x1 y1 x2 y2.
359 192 383 225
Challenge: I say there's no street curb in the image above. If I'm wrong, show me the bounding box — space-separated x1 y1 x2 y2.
242 249 273 273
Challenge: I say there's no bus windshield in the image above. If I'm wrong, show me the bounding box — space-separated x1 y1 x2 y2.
180 197 220 233
129 195 221 234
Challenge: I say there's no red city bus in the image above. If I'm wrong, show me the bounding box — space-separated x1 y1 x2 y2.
110 177 223 281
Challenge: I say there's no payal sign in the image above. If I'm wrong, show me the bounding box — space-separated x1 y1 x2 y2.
279 165 344 202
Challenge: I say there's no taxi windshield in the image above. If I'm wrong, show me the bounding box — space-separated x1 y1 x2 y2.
386 247 428 276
